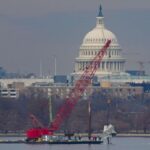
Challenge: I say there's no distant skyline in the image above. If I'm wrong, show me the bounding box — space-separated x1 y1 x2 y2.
0 0 150 75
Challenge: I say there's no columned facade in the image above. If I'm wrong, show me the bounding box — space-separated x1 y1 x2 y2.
72 5 126 78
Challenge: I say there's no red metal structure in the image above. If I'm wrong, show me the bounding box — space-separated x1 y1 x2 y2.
26 40 111 140
29 114 44 128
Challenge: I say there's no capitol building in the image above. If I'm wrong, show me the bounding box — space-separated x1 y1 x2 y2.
72 5 150 83
73 5 126 78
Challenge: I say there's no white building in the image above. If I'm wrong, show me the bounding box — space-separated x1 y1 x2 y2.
0 78 53 88
72 5 150 84
73 5 126 79
0 78 54 98
0 88 19 98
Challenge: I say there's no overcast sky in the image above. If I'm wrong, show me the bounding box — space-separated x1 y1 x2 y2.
0 0 150 76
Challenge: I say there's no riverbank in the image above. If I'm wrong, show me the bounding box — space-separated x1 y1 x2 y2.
0 133 150 138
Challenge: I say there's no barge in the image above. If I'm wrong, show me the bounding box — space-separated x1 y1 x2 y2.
0 138 103 144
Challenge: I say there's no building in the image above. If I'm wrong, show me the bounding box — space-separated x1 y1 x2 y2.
0 78 54 98
0 88 19 98
72 4 150 85
0 78 53 88
73 5 126 79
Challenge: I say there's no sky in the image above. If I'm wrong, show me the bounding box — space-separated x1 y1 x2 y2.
0 0 150 76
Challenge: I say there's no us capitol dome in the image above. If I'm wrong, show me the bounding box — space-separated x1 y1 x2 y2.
72 5 126 79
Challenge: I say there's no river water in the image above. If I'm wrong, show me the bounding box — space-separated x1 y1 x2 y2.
0 137 150 150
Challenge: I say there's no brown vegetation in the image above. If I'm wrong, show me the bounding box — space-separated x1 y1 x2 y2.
0 88 150 134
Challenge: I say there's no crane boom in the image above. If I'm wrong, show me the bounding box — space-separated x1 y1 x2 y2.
30 114 44 128
49 40 111 131
26 40 111 139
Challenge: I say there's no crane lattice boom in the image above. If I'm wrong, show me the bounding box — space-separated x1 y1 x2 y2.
26 40 111 139
49 40 111 131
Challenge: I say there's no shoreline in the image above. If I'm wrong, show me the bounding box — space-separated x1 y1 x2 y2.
0 133 150 138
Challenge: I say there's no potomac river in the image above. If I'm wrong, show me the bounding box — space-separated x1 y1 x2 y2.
0 137 150 150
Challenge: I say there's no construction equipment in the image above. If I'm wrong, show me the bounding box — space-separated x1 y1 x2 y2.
29 114 44 128
26 114 50 140
26 40 111 141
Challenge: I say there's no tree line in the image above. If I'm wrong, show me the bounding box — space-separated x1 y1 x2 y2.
0 87 150 134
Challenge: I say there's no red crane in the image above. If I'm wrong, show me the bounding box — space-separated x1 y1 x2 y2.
29 114 44 128
26 40 111 140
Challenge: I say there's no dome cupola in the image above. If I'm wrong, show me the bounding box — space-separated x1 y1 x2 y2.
82 5 118 46
96 4 104 28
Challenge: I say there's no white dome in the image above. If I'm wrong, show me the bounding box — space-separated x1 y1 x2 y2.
82 17 119 46
83 28 118 45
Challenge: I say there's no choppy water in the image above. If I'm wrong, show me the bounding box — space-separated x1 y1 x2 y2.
0 137 150 150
